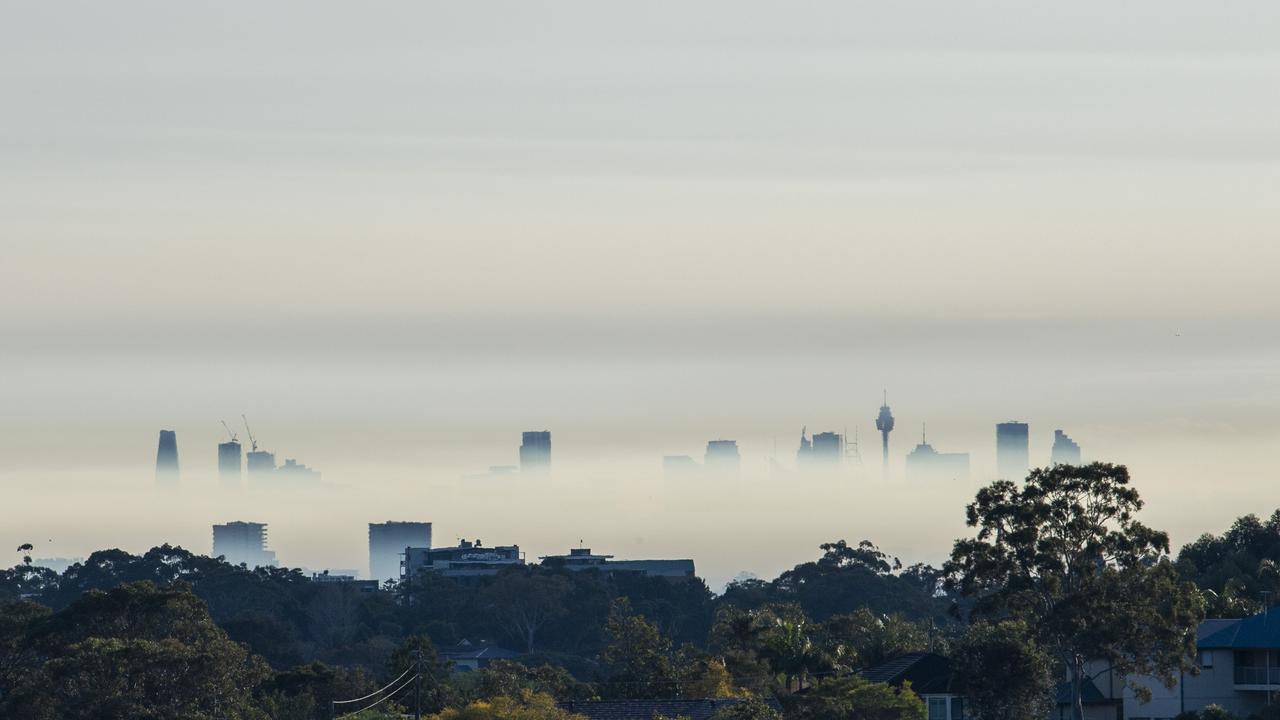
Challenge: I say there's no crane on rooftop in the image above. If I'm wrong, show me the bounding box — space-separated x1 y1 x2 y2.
242 414 259 453
220 420 239 444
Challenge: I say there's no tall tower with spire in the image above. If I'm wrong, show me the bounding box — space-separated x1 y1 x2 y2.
875 391 894 476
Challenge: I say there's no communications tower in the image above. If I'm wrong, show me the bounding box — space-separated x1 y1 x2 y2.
875 391 894 476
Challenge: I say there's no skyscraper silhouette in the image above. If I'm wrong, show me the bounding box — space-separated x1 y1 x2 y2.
797 428 844 470
704 440 741 475
218 440 241 489
155 429 179 486
1051 429 1082 465
996 421 1030 480
369 521 432 582
875 392 895 476
212 521 276 567
519 431 551 474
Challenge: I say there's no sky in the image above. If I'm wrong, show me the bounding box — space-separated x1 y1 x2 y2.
3 1 1280 589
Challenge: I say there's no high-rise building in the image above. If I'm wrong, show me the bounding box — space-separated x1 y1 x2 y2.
663 455 699 479
905 425 970 481
276 458 321 481
247 450 276 480
797 428 844 469
369 521 432 582
155 429 180 486
704 440 740 474
212 521 277 567
218 440 242 488
519 431 552 474
875 393 895 476
996 421 1030 480
1051 429 1082 466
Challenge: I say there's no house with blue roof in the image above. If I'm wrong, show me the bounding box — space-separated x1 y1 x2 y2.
1123 610 1280 718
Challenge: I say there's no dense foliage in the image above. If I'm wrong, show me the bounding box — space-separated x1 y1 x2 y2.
14 462 1274 719
946 462 1204 720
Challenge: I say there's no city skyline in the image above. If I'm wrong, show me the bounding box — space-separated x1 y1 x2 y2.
0 408 1225 590
4 0 1280 594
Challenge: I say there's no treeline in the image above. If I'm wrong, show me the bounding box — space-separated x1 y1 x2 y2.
0 541 946 719
8 465 1280 719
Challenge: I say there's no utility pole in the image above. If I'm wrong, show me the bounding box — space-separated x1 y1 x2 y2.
414 647 423 720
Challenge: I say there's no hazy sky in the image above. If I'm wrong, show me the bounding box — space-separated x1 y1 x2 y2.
3 2 1280 588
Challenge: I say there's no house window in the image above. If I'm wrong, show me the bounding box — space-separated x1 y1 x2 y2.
928 697 948 720
1199 650 1213 668
951 697 965 720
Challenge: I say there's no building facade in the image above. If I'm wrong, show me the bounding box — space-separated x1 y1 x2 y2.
217 439 241 488
1051 429 1082 465
368 521 433 582
156 429 180 486
212 521 277 568
996 421 1030 480
905 441 970 482
402 539 524 580
704 440 741 474
538 547 695 579
519 431 552 473
1123 612 1280 719
246 450 276 480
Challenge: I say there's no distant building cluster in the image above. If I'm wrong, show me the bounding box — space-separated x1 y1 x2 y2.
207 518 694 589
179 404 1086 589
153 417 321 490
796 428 845 470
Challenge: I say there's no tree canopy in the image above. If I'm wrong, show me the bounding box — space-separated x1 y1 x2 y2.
946 462 1204 720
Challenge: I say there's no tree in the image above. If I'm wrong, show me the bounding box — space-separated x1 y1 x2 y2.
387 635 455 714
3 581 272 719
481 571 572 654
429 689 587 720
755 605 824 692
260 661 380 720
600 598 677 698
820 608 935 671
708 699 782 720
945 462 1205 720
786 676 925 720
709 606 774 694
672 645 747 698
474 659 594 702
0 600 51 702
1177 510 1280 618
951 620 1053 720
727 542 950 625
817 540 901 574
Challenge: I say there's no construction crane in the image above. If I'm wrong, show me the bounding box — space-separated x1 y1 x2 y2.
220 420 239 443
242 414 259 453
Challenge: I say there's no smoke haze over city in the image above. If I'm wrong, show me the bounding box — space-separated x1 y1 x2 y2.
4 1 1280 590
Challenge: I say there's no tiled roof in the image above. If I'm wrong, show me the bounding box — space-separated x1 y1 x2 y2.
1199 611 1280 649
1198 618 1240 642
859 653 963 694
558 698 774 720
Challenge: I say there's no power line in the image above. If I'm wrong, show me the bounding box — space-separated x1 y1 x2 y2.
333 663 417 706
334 671 419 719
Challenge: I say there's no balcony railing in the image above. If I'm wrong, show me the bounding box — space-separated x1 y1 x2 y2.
1235 666 1280 685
